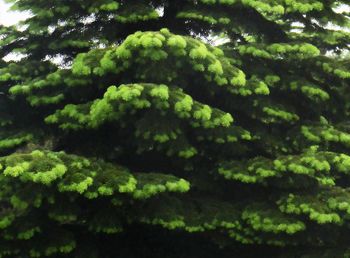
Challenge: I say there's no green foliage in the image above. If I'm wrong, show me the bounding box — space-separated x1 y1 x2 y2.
1 0 350 257
0 150 190 256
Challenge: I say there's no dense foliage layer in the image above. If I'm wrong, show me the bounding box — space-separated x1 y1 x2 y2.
1 0 350 257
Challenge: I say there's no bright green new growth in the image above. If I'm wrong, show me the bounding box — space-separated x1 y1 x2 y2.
1 0 350 257
0 150 190 256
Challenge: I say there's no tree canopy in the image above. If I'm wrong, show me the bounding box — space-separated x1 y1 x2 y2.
1 0 350 257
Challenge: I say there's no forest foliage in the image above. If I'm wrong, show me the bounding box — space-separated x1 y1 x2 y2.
1 0 350 257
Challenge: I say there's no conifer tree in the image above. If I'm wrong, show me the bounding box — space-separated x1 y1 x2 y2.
1 0 350 257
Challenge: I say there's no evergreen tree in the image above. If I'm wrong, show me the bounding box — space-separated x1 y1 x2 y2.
1 0 350 257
